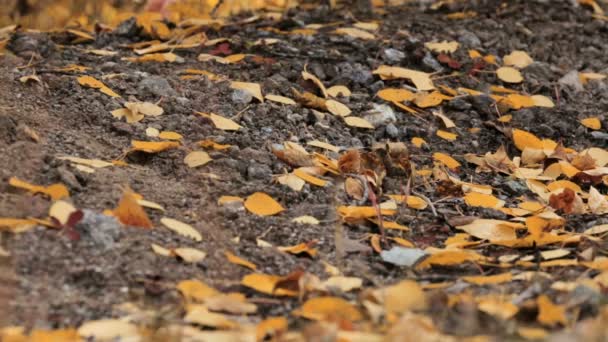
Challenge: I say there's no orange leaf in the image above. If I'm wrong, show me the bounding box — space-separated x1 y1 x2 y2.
241 273 298 297
113 187 153 228
256 317 288 341
512 129 542 151
433 152 461 170
293 168 327 187
462 272 512 285
278 241 318 257
463 192 504 209
9 177 69 200
244 192 284 216
436 130 458 141
581 117 601 130
130 140 180 153
294 296 362 321
225 251 257 270
536 295 567 327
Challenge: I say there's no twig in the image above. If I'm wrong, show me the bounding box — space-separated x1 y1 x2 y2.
412 191 437 217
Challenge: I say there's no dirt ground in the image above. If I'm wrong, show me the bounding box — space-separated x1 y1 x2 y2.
2 0 608 340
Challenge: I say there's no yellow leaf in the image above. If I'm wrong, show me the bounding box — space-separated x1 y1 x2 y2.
265 94 296 105
462 272 513 285
174 248 207 263
30 329 80 341
344 116 374 129
518 327 548 340
469 49 482 59
113 187 153 228
424 40 459 53
130 140 180 153
292 215 320 225
224 54 247 63
498 114 512 123
230 81 264 102
337 206 396 220
124 52 180 63
9 177 69 200
504 94 535 109
546 180 582 193
307 140 340 153
158 131 182 140
387 195 428 210
415 91 449 108
198 139 232 150
581 117 602 130
77 75 120 97
217 195 244 205
294 297 362 321
184 151 212 168
463 192 505 209
225 251 257 270
278 242 318 257
376 280 427 314
391 237 415 247
411 137 427 148
531 95 555 108
512 129 543 151
256 317 288 341
436 129 458 141
241 273 298 297
244 192 284 216
184 305 236 328
197 112 242 131
456 219 523 241
78 320 138 341
177 279 219 302
334 27 375 40
372 65 435 91
377 88 416 102
151 243 171 257
160 217 202 241
57 156 113 168
301 70 328 98
326 99 351 117
293 168 327 187
579 72 606 84
416 249 485 269
326 85 351 97
0 218 37 232
536 295 567 327
503 50 533 69
496 66 523 83
433 152 461 170
477 297 519 320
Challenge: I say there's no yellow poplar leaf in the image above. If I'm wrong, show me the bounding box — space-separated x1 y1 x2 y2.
504 94 535 109
416 249 485 269
130 140 180 153
387 194 428 210
377 88 416 102
536 295 567 327
546 180 582 193
174 248 206 263
334 27 375 40
77 75 120 97
230 81 264 102
378 280 427 314
464 192 505 209
496 66 524 83
503 50 534 69
518 327 549 340
78 320 138 340
225 251 257 270
581 117 601 130
217 195 244 205
197 112 242 131
462 272 513 285
433 152 461 170
424 40 459 53
411 137 427 148
160 217 202 241
326 99 351 117
415 91 448 108
478 297 519 320
158 131 183 140
241 273 298 297
307 140 340 153
256 317 288 341
301 70 328 98
327 85 351 97
9 177 69 200
293 168 327 187
177 279 219 302
184 151 212 168
531 95 555 108
436 129 457 141
113 187 153 228
512 129 543 151
469 49 482 59
344 116 374 129
456 219 523 241
183 305 236 328
278 242 318 257
244 192 284 216
265 94 296 105
372 65 435 91
292 215 320 225
337 206 396 220
294 297 362 321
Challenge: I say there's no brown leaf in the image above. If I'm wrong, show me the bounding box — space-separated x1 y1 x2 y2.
272 149 314 167
338 149 362 174
548 188 576 214
113 187 153 228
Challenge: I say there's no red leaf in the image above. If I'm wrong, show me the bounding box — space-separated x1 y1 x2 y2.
210 42 232 56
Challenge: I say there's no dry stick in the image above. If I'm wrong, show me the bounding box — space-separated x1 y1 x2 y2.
367 181 386 244
332 179 345 271
412 191 437 217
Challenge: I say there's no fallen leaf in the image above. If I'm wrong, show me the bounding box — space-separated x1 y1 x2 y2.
57 156 113 168
256 317 288 341
302 70 328 98
294 296 362 321
197 112 242 131
477 296 519 320
496 66 524 83
411 137 427 148
225 251 257 270
293 168 327 187
327 85 351 97
380 247 427 267
278 241 318 257
241 273 298 297
503 50 534 68
436 129 458 141
265 94 296 105
184 151 212 168
130 140 180 153
78 320 138 340
424 40 459 53
160 217 202 241
230 81 264 102
334 27 375 40
9 177 69 200
307 140 340 153
292 215 320 225
537 295 567 327
184 305 236 328
462 272 513 285
531 95 555 108
244 192 285 216
512 129 543 151
433 152 461 170
113 187 153 228
464 192 505 209
372 65 435 91
376 280 427 314
77 75 120 97
326 99 351 117
456 219 522 241
320 276 363 292
344 116 374 129
416 249 485 269
581 117 602 130
177 279 219 302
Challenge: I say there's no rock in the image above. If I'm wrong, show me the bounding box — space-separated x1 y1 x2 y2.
176 97 190 106
369 80 385 93
537 124 555 137
115 17 140 37
422 52 444 72
77 210 121 251
469 95 495 118
525 62 555 81
385 123 399 138
8 32 55 59
247 163 272 181
57 166 82 191
111 121 133 135
380 247 427 267
100 62 117 72
383 48 405 63
591 131 608 140
448 97 472 111
338 63 373 85
457 30 481 48
363 103 396 127
138 76 176 97
504 180 528 194
559 70 584 92
231 89 253 105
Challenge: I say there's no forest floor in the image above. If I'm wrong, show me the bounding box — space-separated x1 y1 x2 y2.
2 0 608 340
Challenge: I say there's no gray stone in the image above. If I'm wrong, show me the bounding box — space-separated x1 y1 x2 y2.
138 76 176 97
559 70 584 92
448 97 472 111
422 52 444 72
247 163 272 180
383 48 405 63
77 210 121 251
525 62 555 81
457 30 481 48
338 63 372 85
504 180 528 194
380 247 427 267
385 123 399 138
537 124 555 137
363 103 396 127
369 80 385 93
231 89 253 105
176 97 190 105
57 166 82 191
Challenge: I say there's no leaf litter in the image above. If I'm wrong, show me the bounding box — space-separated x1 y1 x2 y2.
3 0 608 341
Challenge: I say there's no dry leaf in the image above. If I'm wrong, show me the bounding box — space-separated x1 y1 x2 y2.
9 177 69 200
464 192 505 209
184 151 212 168
174 247 207 263
334 27 375 40
241 273 298 297
411 137 427 148
302 70 328 98
177 279 219 302
503 50 533 69
265 94 296 105
424 40 459 53
456 219 523 241
375 280 427 314
225 251 257 270
462 272 513 285
230 81 264 102
197 112 242 131
130 140 180 154
294 296 362 321
244 192 285 216
373 65 435 91
512 129 543 151
377 88 416 102
293 168 327 187
78 320 138 340
433 152 461 170
326 99 351 117
160 217 202 241
344 116 374 129
113 187 153 228
531 95 555 108
537 295 567 327
292 215 320 225
307 140 340 153
581 117 601 130
256 317 288 341
436 130 458 141
327 85 351 97
496 66 524 83
158 131 183 140
184 305 236 328
57 156 113 168
77 75 120 97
